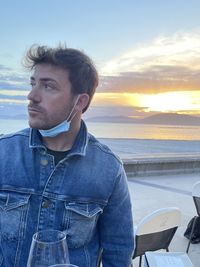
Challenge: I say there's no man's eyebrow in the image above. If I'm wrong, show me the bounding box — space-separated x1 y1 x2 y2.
30 76 57 83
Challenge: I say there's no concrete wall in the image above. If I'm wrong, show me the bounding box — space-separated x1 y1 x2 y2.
123 156 200 177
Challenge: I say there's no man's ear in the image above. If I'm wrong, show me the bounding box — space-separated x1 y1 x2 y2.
76 94 90 112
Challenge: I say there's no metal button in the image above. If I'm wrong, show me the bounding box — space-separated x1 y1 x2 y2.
42 200 49 208
40 150 46 155
41 158 48 166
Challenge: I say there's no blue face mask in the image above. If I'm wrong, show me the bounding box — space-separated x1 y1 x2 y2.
38 120 71 137
39 96 80 137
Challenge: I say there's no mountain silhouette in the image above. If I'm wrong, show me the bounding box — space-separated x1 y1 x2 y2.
86 113 200 126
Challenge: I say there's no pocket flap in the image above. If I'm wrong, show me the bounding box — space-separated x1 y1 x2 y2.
0 191 31 211
65 202 103 218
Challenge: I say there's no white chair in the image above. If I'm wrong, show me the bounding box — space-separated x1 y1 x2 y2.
132 207 181 267
186 181 200 253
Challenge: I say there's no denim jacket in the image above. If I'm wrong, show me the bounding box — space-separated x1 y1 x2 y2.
0 120 134 267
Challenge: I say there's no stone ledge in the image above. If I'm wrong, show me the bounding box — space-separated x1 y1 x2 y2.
123 155 200 177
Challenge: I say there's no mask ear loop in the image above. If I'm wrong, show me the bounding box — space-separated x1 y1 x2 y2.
66 95 80 122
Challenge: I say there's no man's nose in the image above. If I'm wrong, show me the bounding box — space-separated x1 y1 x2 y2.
27 87 41 102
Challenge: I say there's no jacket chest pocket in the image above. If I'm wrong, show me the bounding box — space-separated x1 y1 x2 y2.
0 191 31 241
63 202 103 248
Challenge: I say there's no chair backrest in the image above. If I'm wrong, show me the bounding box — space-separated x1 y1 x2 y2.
192 181 200 216
133 207 181 258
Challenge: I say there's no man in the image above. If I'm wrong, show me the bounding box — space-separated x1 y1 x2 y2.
0 45 134 266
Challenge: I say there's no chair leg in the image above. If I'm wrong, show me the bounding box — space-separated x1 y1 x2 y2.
139 256 142 267
186 216 198 254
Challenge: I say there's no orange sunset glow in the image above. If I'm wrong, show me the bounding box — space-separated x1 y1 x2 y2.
95 32 200 118
93 91 200 115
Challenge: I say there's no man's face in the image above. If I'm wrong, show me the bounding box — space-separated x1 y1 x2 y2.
27 63 75 130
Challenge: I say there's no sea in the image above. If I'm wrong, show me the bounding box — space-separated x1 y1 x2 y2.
0 119 200 159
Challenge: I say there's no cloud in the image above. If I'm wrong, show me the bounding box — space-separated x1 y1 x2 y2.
0 64 29 104
99 30 200 94
0 94 27 100
0 75 28 83
0 64 12 71
0 61 29 88
0 70 29 91
0 88 28 104
99 66 200 94
0 81 28 91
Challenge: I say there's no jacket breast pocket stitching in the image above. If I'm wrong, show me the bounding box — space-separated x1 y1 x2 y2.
63 203 103 248
0 193 30 212
0 191 31 265
0 192 31 239
66 204 103 217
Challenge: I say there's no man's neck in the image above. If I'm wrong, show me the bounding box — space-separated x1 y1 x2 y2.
42 120 81 152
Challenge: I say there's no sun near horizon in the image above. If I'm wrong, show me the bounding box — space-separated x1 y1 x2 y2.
1 87 200 119
93 90 200 117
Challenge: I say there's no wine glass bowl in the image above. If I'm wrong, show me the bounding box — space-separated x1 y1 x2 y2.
27 229 69 267
49 265 78 267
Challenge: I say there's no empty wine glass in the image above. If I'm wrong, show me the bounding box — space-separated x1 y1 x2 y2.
27 229 69 267
49 265 78 267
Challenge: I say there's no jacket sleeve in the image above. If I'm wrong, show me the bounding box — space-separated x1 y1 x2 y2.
98 163 134 267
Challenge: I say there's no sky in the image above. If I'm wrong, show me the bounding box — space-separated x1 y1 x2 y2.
0 0 200 119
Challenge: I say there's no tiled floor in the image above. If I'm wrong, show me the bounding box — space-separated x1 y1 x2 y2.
128 172 200 267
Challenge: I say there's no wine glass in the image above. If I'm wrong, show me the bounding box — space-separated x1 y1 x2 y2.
27 229 69 267
49 265 78 267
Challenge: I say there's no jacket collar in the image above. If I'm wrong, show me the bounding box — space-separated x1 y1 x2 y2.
29 120 88 157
